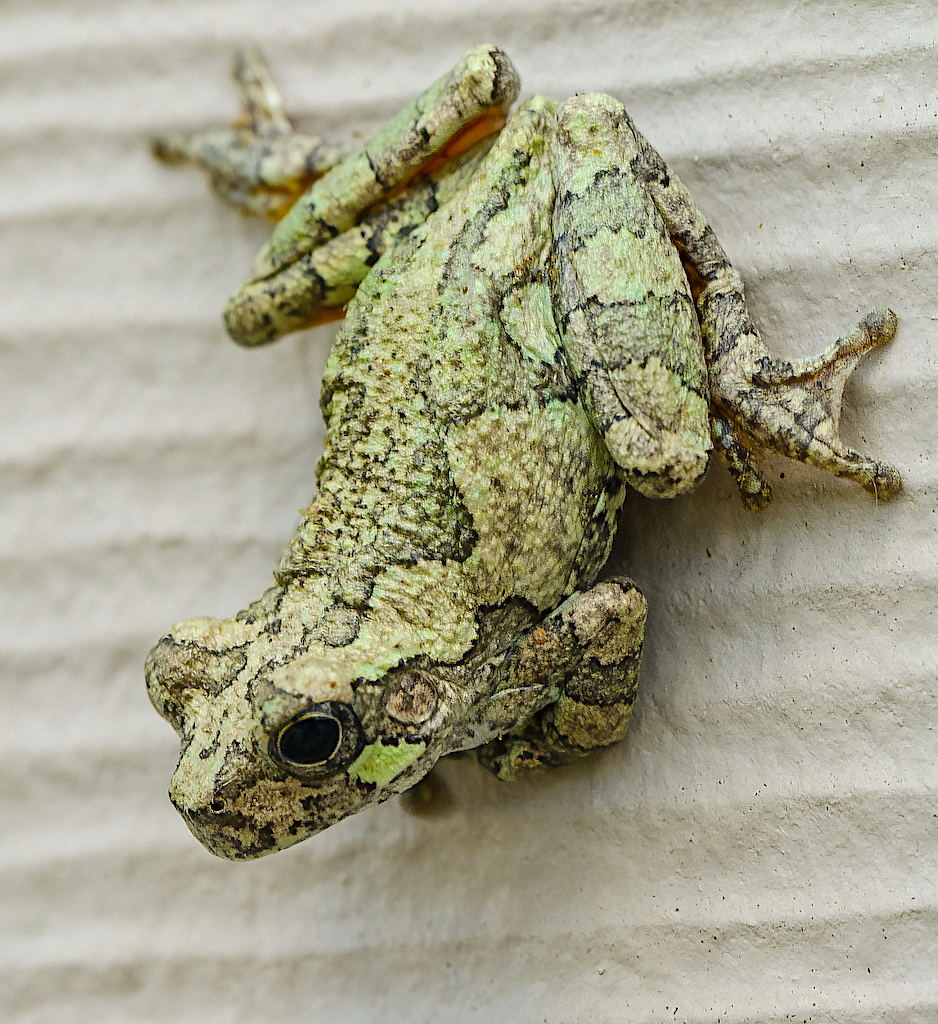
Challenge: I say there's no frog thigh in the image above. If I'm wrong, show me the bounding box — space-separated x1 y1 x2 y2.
550 93 710 499
472 577 646 780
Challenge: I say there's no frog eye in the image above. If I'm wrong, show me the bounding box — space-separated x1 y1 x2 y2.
271 702 364 778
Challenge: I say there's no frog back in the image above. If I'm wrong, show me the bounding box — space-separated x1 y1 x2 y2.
288 98 625 621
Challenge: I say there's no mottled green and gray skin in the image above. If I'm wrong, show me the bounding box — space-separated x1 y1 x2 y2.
147 46 901 860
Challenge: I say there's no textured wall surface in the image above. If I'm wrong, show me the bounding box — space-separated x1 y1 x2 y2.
2 2 936 1022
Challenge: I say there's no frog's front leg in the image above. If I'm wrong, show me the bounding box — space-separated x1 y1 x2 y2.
472 578 646 780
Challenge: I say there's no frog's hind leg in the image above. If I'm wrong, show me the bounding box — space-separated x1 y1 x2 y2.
222 137 502 346
172 46 520 346
629 124 902 509
550 94 712 500
152 48 352 219
249 45 520 281
706 303 901 508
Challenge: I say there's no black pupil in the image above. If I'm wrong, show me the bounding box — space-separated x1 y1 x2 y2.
278 715 341 765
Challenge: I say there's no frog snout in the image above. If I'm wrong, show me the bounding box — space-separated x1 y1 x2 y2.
171 786 255 858
168 761 273 860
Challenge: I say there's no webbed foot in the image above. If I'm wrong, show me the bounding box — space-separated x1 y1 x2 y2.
701 281 902 509
626 132 901 509
152 48 349 218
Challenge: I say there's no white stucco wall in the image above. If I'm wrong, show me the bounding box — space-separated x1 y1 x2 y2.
2 2 936 1021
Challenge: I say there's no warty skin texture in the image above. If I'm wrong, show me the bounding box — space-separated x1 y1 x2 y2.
146 45 900 859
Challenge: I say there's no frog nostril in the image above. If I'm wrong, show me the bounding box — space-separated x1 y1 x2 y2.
210 798 227 813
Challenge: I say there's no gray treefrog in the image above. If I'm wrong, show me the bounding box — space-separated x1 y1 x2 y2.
146 46 901 859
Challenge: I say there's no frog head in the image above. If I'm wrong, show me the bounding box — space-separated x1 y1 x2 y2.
145 607 454 859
